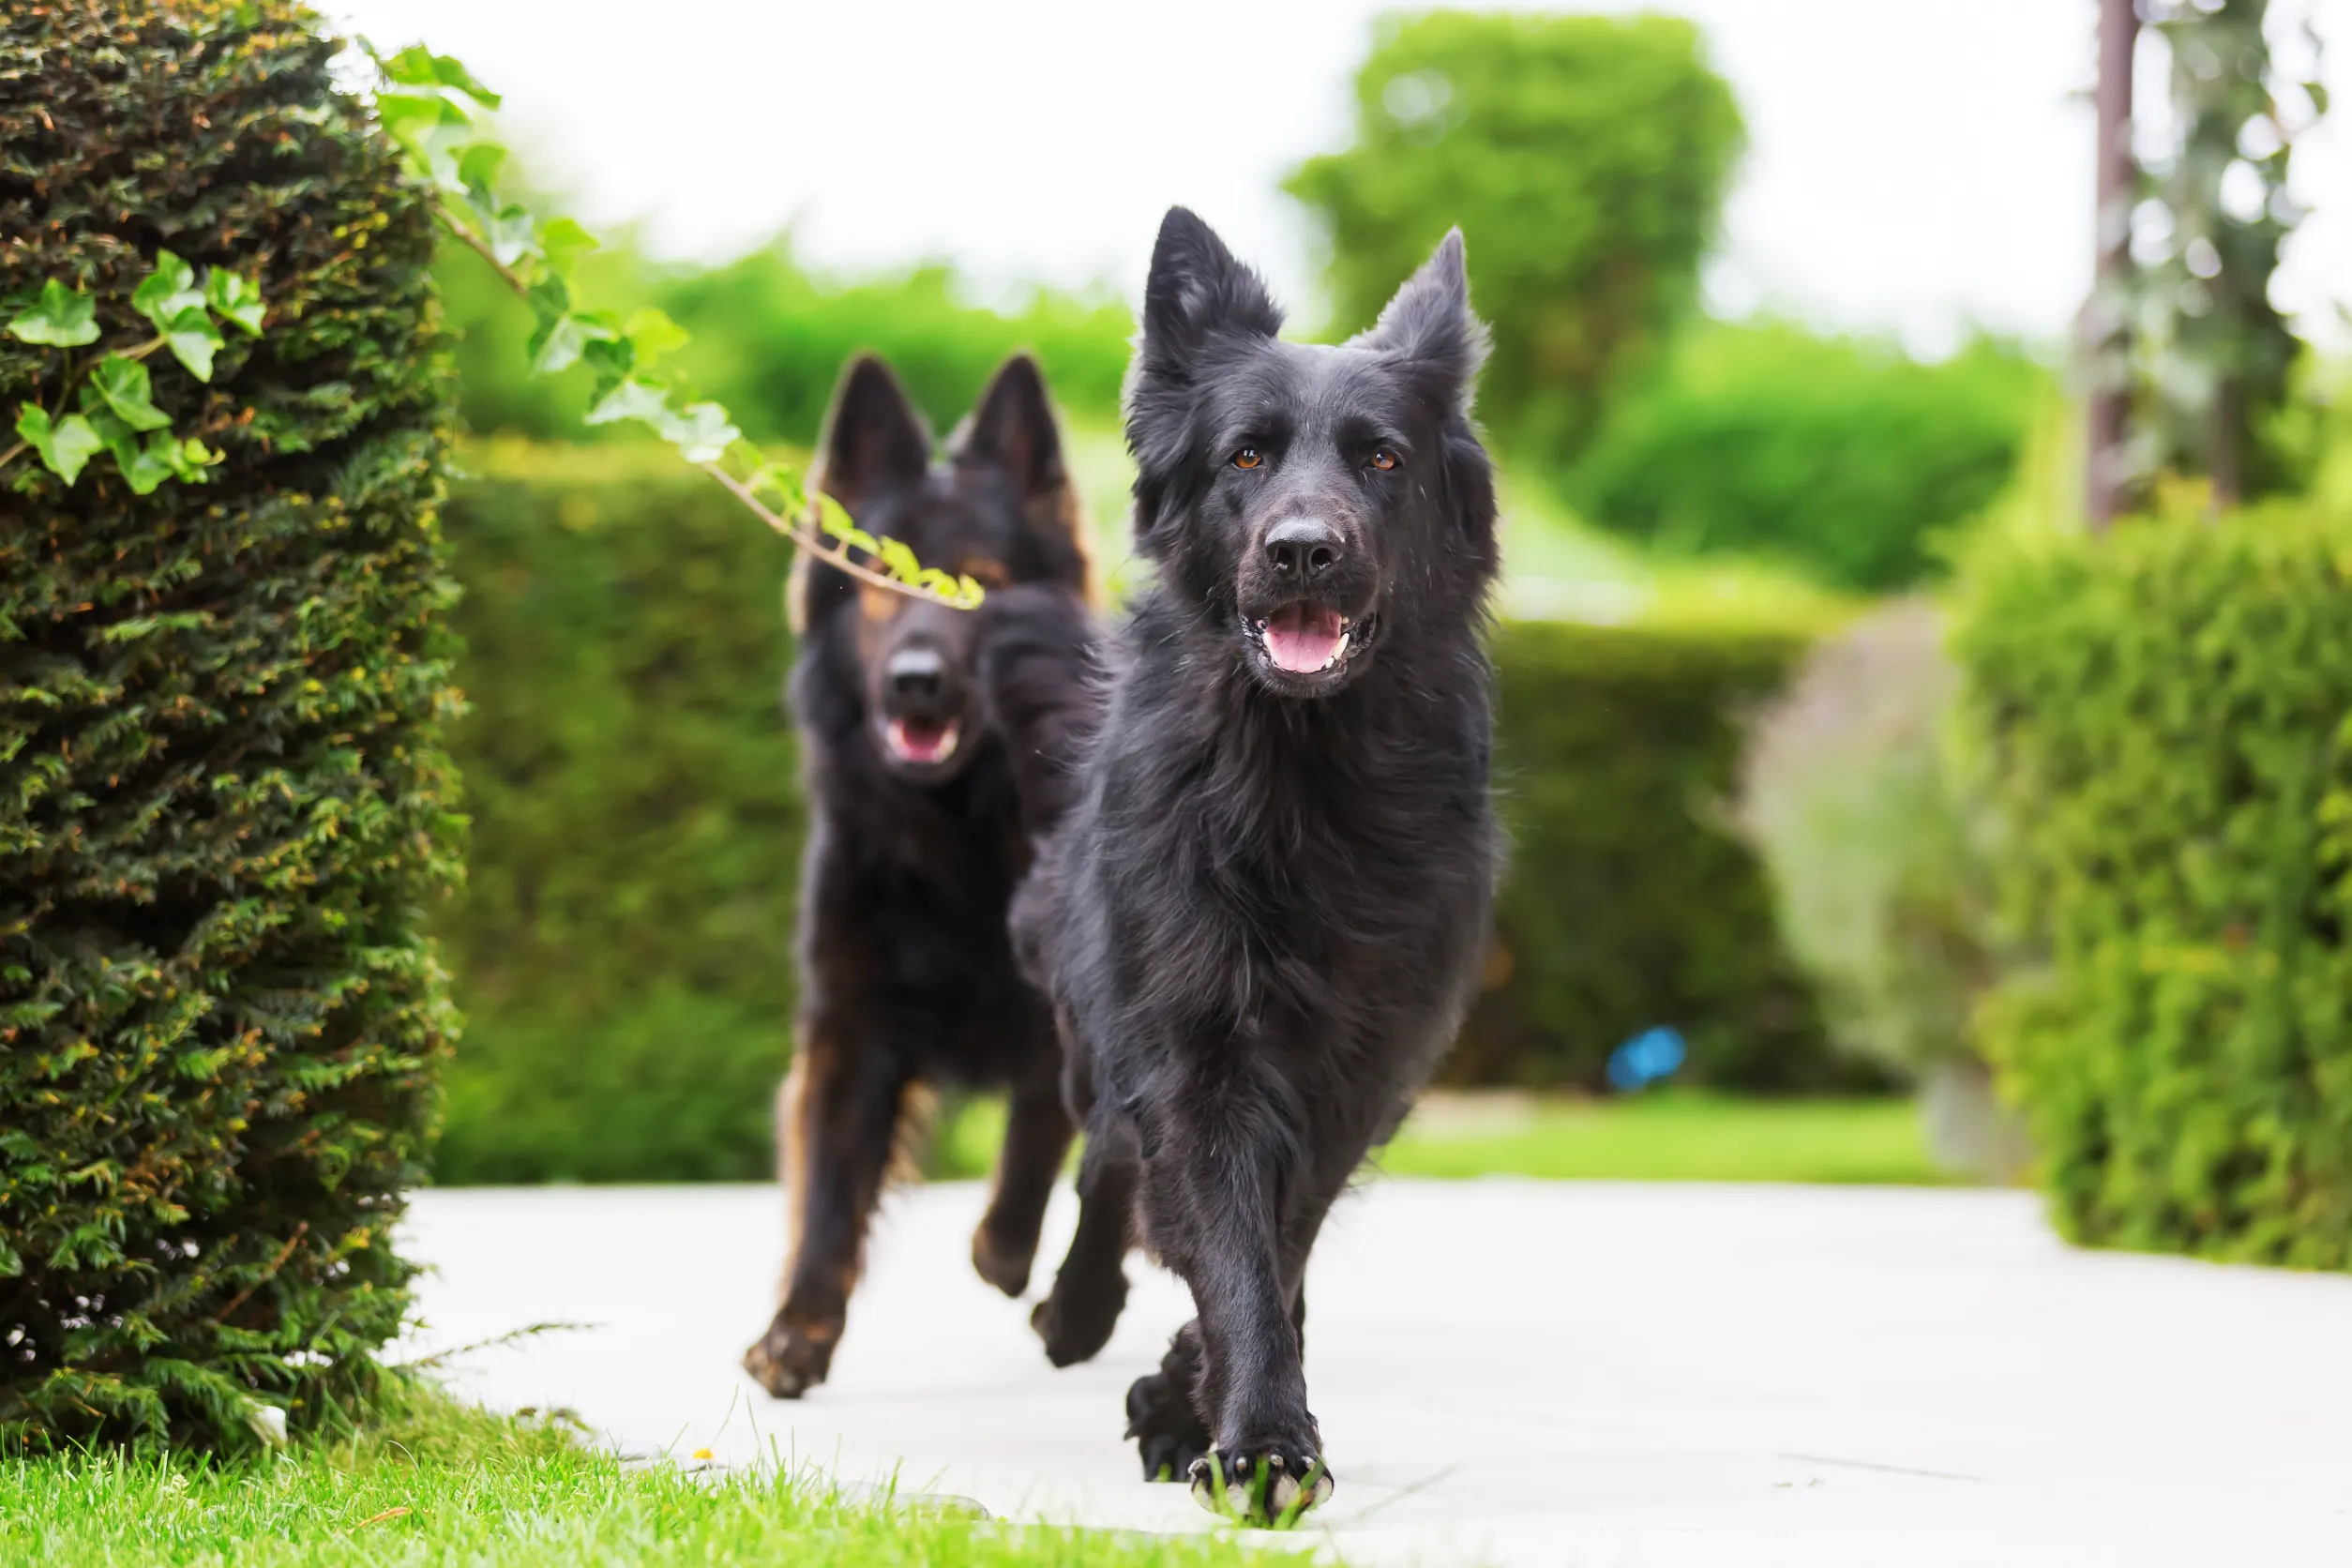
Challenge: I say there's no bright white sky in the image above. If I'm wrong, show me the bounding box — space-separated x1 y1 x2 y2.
330 0 2352 355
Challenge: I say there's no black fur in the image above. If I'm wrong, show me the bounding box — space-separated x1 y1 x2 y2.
1011 209 1500 1515
743 353 1099 1399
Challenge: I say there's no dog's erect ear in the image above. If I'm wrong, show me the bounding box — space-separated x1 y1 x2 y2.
814 354 931 508
958 354 1069 511
957 354 1094 597
1127 208 1282 545
1137 206 1283 384
1354 229 1487 397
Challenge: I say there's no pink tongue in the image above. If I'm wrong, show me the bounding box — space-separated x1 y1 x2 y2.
1265 602 1344 672
891 719 951 761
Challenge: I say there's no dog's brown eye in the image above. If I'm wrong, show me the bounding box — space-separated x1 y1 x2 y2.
1233 446 1262 470
1370 449 1399 472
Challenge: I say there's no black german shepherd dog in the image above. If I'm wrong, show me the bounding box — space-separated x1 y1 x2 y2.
743 352 1097 1400
1009 209 1500 1517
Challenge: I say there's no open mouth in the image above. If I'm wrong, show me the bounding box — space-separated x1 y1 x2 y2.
883 716 961 765
1250 602 1372 676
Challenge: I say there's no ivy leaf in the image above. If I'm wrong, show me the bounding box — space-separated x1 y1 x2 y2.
482 203 540 269
154 432 219 484
376 43 504 108
158 307 224 382
743 462 805 509
582 376 670 428
655 401 740 464
580 337 637 393
541 218 600 280
623 308 689 369
376 93 477 193
814 491 858 541
526 274 571 320
376 90 467 147
104 427 175 495
527 314 589 376
203 269 266 337
131 251 205 331
457 141 506 201
8 279 100 347
15 404 104 485
878 536 921 583
86 355 175 431
98 429 213 494
522 279 614 376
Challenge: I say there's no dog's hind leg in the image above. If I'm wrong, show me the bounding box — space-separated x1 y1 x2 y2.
971 1067 1076 1297
744 1024 913 1399
1032 1146 1136 1366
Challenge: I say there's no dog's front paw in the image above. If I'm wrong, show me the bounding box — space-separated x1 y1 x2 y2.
1032 1266 1127 1367
1123 1369 1210 1482
1188 1441 1334 1524
741 1313 837 1399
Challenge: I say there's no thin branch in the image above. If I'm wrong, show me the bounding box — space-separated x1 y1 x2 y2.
394 1319 594 1371
701 463 975 607
430 200 529 294
210 1222 308 1325
2 335 171 478
428 196 972 609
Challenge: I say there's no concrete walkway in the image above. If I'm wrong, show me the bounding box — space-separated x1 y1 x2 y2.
400 1179 2352 1566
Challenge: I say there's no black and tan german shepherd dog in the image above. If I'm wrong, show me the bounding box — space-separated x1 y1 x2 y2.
742 352 1098 1400
1010 209 1500 1518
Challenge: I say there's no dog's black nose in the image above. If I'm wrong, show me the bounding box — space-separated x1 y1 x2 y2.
887 646 944 698
1264 519 1342 580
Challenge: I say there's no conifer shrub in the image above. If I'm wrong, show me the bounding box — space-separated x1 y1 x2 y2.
2 0 460 1450
1956 505 2352 1265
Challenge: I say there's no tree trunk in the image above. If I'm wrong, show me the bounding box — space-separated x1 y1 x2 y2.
2084 0 2138 532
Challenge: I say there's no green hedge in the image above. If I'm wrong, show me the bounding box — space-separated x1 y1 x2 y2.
430 444 801 1184
3 1 459 1451
1955 505 2352 1266
1447 619 1859 1092
1569 323 2045 592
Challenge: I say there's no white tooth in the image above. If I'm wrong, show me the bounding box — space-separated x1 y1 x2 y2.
1320 631 1350 670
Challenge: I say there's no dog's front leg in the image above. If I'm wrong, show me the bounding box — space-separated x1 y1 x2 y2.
742 1023 912 1398
1139 1083 1333 1518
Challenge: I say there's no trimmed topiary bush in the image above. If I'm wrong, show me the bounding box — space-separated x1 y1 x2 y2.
1955 505 2352 1265
431 442 801 1184
1287 10 1744 468
1446 617 1864 1093
2 1 460 1451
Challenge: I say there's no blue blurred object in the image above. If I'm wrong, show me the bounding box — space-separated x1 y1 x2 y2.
1607 1026 1687 1093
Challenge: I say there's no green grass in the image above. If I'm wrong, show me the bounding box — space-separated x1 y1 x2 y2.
935 1091 1952 1187
1378 1091 1947 1184
0 1385 1284 1568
